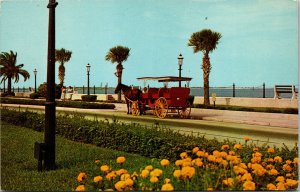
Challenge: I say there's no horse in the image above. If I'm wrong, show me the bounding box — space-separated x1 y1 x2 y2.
115 83 143 114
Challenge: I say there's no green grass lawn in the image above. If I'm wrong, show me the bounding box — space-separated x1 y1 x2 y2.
1 122 162 191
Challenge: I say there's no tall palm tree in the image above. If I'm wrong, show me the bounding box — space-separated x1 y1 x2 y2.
188 29 222 106
55 48 72 87
105 46 130 101
0 50 30 95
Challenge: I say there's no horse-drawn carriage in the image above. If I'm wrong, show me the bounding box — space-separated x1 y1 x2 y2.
116 76 192 119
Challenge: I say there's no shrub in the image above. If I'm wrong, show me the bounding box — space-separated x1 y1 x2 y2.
1 109 298 162
1 92 15 97
29 93 39 99
81 95 97 102
38 82 61 99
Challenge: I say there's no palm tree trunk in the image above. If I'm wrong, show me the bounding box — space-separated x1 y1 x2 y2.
202 53 211 106
7 77 12 94
116 63 123 101
58 63 65 87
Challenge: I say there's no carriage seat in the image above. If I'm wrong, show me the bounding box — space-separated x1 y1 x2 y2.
169 87 190 106
142 88 159 99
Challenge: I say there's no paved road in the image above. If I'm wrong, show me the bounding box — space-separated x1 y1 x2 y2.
1 103 298 148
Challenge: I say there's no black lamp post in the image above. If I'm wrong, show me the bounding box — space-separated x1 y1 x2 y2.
86 63 91 95
34 69 37 93
178 54 184 87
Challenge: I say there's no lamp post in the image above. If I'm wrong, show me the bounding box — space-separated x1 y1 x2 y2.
44 0 58 170
178 54 184 87
86 63 91 95
34 69 37 93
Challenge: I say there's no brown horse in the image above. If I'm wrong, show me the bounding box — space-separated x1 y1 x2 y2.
115 83 143 114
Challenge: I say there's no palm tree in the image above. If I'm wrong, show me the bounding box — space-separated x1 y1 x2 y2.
55 48 72 87
0 50 30 95
188 29 222 106
105 46 130 101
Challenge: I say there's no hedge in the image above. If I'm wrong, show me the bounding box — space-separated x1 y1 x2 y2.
0 98 115 109
1 109 297 162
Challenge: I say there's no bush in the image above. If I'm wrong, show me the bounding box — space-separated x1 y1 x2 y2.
29 93 39 99
81 95 97 102
0 98 115 109
38 82 61 99
1 109 298 162
1 92 15 97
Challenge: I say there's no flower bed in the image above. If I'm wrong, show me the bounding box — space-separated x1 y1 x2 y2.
75 143 298 191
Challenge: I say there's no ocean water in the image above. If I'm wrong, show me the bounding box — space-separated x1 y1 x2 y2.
73 87 295 98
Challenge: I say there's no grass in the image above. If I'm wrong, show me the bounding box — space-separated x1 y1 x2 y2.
1 122 162 191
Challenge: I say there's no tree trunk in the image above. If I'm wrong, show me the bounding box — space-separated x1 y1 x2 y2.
116 63 123 101
58 63 65 86
202 53 211 106
7 77 12 94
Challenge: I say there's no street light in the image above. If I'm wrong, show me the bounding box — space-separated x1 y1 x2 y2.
86 63 91 95
178 53 184 87
34 69 37 93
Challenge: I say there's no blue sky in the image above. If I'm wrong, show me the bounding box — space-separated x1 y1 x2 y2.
0 0 298 88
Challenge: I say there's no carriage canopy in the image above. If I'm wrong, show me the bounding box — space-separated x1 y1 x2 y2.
137 76 192 82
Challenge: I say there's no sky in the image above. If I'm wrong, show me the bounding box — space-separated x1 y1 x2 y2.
0 0 298 89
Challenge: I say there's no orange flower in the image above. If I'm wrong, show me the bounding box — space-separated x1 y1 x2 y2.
267 148 275 153
243 181 256 190
221 144 229 150
180 152 188 159
252 147 259 152
244 137 250 141
274 156 283 163
106 171 117 180
145 165 153 171
161 183 174 191
116 169 128 176
234 144 242 150
181 166 196 179
192 158 203 167
75 185 85 191
114 181 126 191
196 150 205 157
285 179 298 187
207 155 217 163
93 176 103 183
276 182 286 190
175 160 183 167
268 169 279 176
150 176 159 183
266 183 276 190
125 178 134 187
173 170 181 179
120 173 131 181
100 165 110 173
293 157 298 166
116 156 126 164
223 178 234 186
283 164 292 172
94 160 101 164
160 159 170 166
77 172 87 182
275 176 285 183
229 151 236 155
241 173 253 181
140 169 149 178
150 169 163 177
192 147 199 153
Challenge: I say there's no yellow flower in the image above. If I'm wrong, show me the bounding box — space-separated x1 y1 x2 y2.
276 182 286 190
164 178 171 183
150 176 159 183
220 160 228 168
100 165 110 172
181 166 196 179
93 176 103 183
125 178 134 187
116 169 128 176
244 137 251 141
75 185 85 191
223 178 234 186
173 170 181 179
233 144 242 150
175 159 183 167
243 181 256 190
150 169 163 177
116 156 126 164
274 156 283 163
115 181 126 191
180 152 188 159
221 144 229 150
267 148 275 153
283 164 292 172
275 176 285 183
192 147 199 153
145 165 153 171
233 166 248 175
207 187 213 191
120 173 131 181
182 157 192 167
268 168 279 176
161 183 174 191
241 173 253 181
140 169 149 178
106 171 116 180
160 159 170 166
286 179 298 187
192 158 203 167
266 183 276 190
293 157 298 166
77 172 87 182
